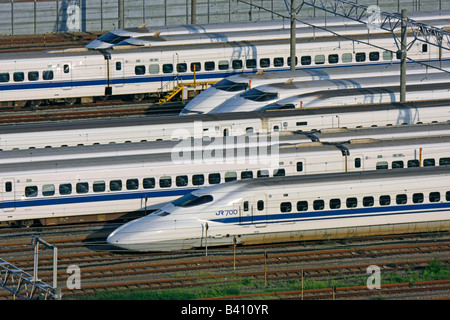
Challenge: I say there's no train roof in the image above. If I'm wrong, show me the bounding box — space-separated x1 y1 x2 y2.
1 99 449 135
0 135 447 175
208 165 450 193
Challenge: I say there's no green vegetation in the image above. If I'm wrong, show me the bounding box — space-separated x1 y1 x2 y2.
74 259 449 300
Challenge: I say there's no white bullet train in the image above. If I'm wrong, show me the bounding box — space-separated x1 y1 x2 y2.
106 165 450 251
85 11 450 49
180 60 450 115
0 30 444 107
1 133 449 227
206 72 450 113
1 99 450 151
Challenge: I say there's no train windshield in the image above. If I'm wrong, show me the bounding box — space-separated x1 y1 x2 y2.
213 79 249 92
98 33 131 45
242 89 279 102
172 194 214 207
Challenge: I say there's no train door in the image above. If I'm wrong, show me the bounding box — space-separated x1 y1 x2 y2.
253 194 267 228
61 62 72 90
111 58 125 89
1 178 15 213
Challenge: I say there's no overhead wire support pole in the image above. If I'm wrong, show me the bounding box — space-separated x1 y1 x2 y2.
400 9 407 103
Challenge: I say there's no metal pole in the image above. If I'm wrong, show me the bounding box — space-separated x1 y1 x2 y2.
191 0 196 24
290 0 296 71
205 222 208 256
118 0 124 29
400 9 407 103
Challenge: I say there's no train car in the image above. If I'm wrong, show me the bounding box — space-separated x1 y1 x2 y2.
0 30 442 107
1 134 449 227
207 72 450 113
1 99 450 151
106 165 450 251
2 122 449 164
85 11 450 49
180 60 450 115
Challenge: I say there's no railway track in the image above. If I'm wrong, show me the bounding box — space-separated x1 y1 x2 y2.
1 228 449 300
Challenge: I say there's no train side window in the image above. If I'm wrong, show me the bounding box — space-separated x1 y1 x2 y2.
423 158 435 167
110 180 122 191
260 58 270 68
204 61 215 71
439 157 450 166
25 186 38 197
5 182 12 192
143 178 155 189
354 158 361 168
429 192 440 202
43 70 54 80
383 51 393 60
241 171 253 179
363 196 374 207
232 60 243 69
342 53 352 63
355 52 366 62
257 170 269 178
296 162 303 172
273 125 280 132
14 72 24 82
287 56 297 66
280 202 292 213
159 176 172 188
134 65 145 75
176 176 188 187
396 194 407 205
379 195 391 206
190 62 201 72
314 54 325 65
0 73 10 82
369 52 380 61
93 181 106 192
328 54 339 64
329 198 341 209
59 183 72 195
346 197 358 208
273 168 285 177
28 71 39 81
274 57 284 67
243 201 249 211
413 193 424 203
218 60 229 70
447 191 450 201
208 173 221 184
301 56 311 65
225 172 237 182
407 159 420 167
177 63 187 72
162 64 173 73
42 184 55 196
149 64 159 74
392 161 404 169
422 44 428 53
64 64 70 73
193 174 205 186
297 201 308 211
257 200 264 211
127 179 139 190
246 59 257 69
376 161 388 170
76 182 89 194
313 200 324 210
396 51 402 59
116 62 122 71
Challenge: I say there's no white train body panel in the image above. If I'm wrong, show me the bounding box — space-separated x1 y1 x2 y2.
181 61 450 115
107 166 450 251
1 133 449 225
